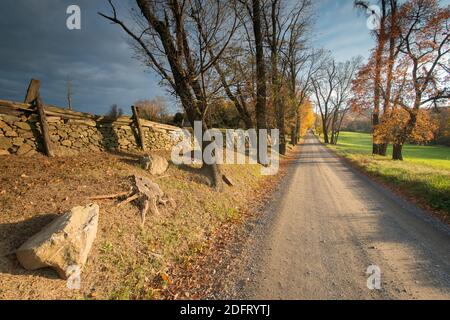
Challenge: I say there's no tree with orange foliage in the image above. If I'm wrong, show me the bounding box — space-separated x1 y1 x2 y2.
352 0 449 160
387 0 449 160
298 100 316 137
355 0 388 154
354 0 400 155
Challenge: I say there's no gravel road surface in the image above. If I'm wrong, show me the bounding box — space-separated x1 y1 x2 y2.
230 133 450 300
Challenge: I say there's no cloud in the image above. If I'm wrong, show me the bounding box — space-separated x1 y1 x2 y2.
0 0 170 115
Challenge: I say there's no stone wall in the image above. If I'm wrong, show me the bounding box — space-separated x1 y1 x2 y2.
0 100 182 157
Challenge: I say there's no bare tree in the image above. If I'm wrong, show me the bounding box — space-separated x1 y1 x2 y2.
135 97 169 123
251 0 268 162
311 57 338 144
99 0 238 191
107 104 124 119
208 45 255 129
330 57 362 144
285 44 325 144
263 0 313 154
67 79 73 110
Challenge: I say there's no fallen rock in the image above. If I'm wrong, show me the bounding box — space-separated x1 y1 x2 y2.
0 149 10 156
16 204 99 279
141 154 169 176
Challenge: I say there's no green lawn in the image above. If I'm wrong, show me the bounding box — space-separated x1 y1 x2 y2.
325 132 450 215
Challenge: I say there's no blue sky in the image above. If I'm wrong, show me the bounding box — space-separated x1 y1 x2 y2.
314 0 376 62
0 0 447 115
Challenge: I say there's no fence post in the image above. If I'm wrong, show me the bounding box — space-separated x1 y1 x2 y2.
132 105 146 151
24 79 41 103
23 78 54 157
36 96 55 157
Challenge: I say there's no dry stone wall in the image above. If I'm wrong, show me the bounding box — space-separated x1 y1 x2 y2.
0 101 182 157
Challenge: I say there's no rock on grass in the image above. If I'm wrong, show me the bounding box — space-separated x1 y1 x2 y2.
16 204 99 279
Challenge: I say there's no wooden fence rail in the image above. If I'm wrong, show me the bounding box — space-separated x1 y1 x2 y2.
0 80 182 157
0 99 180 132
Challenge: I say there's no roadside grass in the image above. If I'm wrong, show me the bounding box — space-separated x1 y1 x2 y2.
324 132 450 216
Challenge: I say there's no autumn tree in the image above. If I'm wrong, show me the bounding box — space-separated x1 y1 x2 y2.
298 99 315 137
387 0 449 160
354 0 400 155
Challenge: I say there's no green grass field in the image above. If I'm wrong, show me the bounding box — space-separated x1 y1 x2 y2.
325 132 450 215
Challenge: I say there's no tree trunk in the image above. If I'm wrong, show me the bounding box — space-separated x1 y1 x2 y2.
322 118 329 144
372 113 381 155
252 0 267 163
131 105 146 151
392 143 403 161
290 126 296 145
379 1 398 157
207 159 223 192
294 115 300 145
195 116 224 192
270 0 286 156
277 101 286 154
323 133 329 144
335 131 341 145
372 1 387 156
379 143 388 156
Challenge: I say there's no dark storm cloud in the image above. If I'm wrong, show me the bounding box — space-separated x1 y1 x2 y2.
0 0 170 115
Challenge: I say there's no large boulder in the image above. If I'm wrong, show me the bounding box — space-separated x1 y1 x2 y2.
16 204 99 279
141 154 169 176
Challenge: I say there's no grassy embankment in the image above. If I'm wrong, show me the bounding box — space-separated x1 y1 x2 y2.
0 149 283 300
325 132 450 216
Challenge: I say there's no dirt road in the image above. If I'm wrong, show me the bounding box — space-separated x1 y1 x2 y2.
235 133 450 300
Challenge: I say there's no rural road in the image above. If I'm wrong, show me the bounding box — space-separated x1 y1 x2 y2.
236 133 450 300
